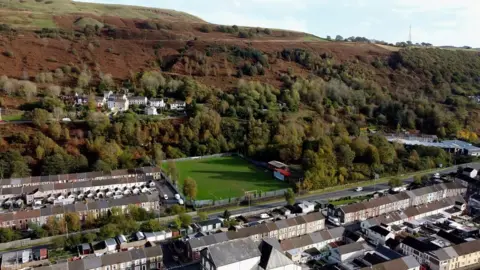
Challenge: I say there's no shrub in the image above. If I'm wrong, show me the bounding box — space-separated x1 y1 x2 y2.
45 1 53 4
263 28 272 35
0 24 11 32
46 57 57 62
238 31 249 38
199 25 211 33
3 51 13 58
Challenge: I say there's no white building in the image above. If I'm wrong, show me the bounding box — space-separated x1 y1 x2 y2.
169 100 186 111
128 96 148 106
297 201 315 214
108 94 129 112
145 106 158 116
329 242 371 263
149 98 166 109
364 224 395 246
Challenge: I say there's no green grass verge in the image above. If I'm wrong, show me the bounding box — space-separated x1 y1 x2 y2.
2 114 24 121
168 156 289 200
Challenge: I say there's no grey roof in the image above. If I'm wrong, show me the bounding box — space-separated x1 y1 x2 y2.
335 242 366 255
101 251 132 266
83 256 102 270
207 238 261 267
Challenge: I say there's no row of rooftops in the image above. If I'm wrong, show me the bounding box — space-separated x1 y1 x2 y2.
279 227 345 251
0 192 159 223
35 245 163 270
359 255 420 270
0 178 149 197
0 167 162 187
363 195 465 227
188 212 325 249
402 236 480 262
338 182 464 214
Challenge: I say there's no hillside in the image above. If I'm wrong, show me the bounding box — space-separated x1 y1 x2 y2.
0 1 480 190
0 0 204 27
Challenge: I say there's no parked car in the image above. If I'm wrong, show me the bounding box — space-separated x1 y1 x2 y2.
163 194 168 200
62 118 72 122
178 198 184 205
174 194 181 200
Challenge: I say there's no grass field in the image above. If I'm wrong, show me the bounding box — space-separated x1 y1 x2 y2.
170 156 290 200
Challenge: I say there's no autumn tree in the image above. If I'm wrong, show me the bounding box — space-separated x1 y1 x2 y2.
284 188 295 205
64 212 81 232
167 160 179 185
183 177 197 202
388 177 403 188
198 212 208 221
31 108 51 128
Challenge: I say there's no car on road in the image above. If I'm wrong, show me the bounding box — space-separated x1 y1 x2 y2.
355 187 363 192
174 194 181 200
177 198 184 205
164 194 168 200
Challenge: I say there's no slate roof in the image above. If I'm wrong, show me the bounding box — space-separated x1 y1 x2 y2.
335 242 367 255
401 236 440 253
206 238 261 267
0 166 159 187
339 183 465 214
368 225 391 236
360 255 420 270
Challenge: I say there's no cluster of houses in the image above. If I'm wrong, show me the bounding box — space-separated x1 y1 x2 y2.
0 167 167 230
327 182 466 225
175 171 480 270
37 245 163 270
0 192 160 229
74 91 186 115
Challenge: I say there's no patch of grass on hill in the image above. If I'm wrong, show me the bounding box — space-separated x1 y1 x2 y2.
0 0 205 22
169 156 289 200
74 17 103 28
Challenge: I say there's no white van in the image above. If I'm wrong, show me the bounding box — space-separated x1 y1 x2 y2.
355 187 363 192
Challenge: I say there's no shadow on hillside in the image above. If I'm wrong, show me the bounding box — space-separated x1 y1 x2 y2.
194 158 249 167
188 170 287 189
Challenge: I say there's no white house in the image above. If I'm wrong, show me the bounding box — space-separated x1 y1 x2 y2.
169 100 186 111
329 242 371 263
364 225 395 246
297 201 315 214
128 96 148 106
145 106 158 116
108 94 129 112
149 98 166 109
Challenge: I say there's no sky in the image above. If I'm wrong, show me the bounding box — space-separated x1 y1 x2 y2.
78 0 480 47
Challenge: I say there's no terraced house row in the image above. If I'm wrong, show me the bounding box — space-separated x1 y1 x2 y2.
0 177 151 201
0 167 163 188
187 212 325 260
327 182 466 224
0 192 160 229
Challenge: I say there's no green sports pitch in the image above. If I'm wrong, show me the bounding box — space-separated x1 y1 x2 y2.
169 156 290 200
